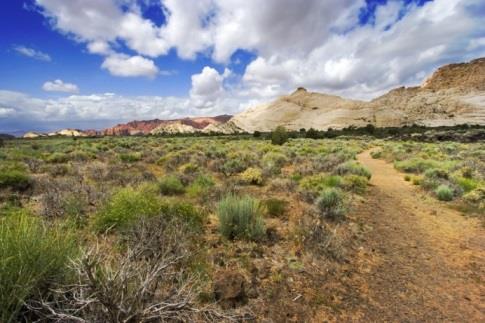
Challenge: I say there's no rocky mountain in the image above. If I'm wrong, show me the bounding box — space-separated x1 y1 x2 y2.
18 58 484 138
104 115 232 135
229 57 485 132
22 129 89 138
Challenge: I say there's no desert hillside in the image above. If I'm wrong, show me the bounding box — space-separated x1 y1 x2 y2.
229 57 485 132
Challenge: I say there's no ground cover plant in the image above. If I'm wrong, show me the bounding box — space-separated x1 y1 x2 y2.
7 134 480 320
372 141 485 214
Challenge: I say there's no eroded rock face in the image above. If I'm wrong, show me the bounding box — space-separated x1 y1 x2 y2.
230 57 485 132
213 270 248 309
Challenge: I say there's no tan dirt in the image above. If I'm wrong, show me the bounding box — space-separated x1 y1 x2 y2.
333 149 485 322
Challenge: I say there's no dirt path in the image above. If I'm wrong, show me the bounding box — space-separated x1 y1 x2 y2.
338 150 485 321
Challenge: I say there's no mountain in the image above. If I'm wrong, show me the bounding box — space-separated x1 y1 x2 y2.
104 115 232 135
22 129 89 138
229 57 485 132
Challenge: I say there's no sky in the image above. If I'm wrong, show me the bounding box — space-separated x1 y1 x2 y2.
0 0 484 134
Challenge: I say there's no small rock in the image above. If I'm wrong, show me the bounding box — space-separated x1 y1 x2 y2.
213 270 248 309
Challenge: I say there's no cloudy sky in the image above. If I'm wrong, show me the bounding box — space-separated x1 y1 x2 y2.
1 0 484 134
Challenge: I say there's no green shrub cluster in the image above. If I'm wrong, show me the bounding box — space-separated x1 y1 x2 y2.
119 152 142 162
217 195 265 241
316 188 346 221
335 161 371 179
0 212 78 322
271 126 288 145
159 175 185 195
264 198 287 217
0 169 31 191
239 167 263 185
93 187 162 232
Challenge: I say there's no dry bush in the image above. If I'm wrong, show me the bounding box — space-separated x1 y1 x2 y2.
29 216 251 322
301 210 345 261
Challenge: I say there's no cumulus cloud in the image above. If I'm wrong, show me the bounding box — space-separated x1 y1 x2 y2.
101 54 159 78
42 79 79 93
32 0 485 100
13 45 51 61
0 89 243 133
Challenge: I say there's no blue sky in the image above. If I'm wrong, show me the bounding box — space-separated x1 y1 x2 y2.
0 0 484 134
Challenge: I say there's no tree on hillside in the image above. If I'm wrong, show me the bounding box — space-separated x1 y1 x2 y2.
271 126 288 145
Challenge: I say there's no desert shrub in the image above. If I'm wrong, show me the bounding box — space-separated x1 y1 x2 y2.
453 176 478 193
435 185 454 201
46 152 69 163
421 177 441 190
93 187 162 233
271 126 288 145
159 200 205 231
299 174 343 200
262 152 288 174
370 150 382 159
424 168 449 180
341 175 368 194
119 152 142 163
70 150 95 161
217 195 265 241
268 178 296 192
264 198 287 217
179 162 199 174
239 167 263 185
316 188 346 221
394 158 439 173
221 158 246 176
186 174 215 198
335 161 371 179
412 176 422 185
0 212 78 322
404 175 411 181
463 187 485 209
159 175 185 195
34 216 241 322
0 169 31 191
301 212 345 261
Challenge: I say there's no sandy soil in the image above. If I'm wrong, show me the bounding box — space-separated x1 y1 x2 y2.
328 150 485 322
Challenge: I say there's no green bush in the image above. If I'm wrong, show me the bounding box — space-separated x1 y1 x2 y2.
394 158 439 173
342 175 368 194
424 168 449 180
262 152 288 174
316 188 346 221
186 174 215 198
271 126 288 145
335 161 371 179
299 174 343 198
264 198 287 217
93 187 162 233
239 167 263 185
0 212 78 322
0 170 31 191
46 152 69 163
119 152 142 163
159 175 185 195
217 195 265 241
370 150 382 159
435 185 453 201
454 176 478 193
159 200 205 231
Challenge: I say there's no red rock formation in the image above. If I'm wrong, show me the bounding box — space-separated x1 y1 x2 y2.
102 115 233 136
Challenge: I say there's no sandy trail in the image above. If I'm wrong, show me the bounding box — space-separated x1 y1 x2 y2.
340 150 485 322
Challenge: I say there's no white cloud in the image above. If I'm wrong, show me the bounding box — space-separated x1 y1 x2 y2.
13 45 51 61
42 79 79 93
33 0 485 99
190 66 232 109
101 54 159 78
